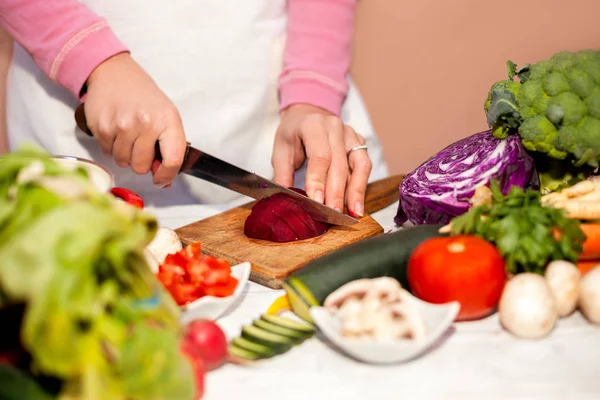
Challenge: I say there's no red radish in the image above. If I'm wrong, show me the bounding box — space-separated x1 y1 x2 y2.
244 188 329 242
183 320 228 371
181 342 206 399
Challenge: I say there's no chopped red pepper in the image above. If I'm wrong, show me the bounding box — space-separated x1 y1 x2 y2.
110 187 144 209
203 277 239 297
156 241 238 306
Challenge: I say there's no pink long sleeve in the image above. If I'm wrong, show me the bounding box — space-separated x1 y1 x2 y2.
0 0 128 99
279 0 357 117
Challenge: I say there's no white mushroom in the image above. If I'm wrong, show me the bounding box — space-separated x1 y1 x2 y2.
145 227 183 264
544 260 581 317
324 277 427 341
499 273 558 339
144 248 160 274
579 266 600 325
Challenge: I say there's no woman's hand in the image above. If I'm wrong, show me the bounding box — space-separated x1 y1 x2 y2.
272 104 372 217
83 53 187 187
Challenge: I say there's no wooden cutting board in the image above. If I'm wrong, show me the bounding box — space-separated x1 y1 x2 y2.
175 175 404 289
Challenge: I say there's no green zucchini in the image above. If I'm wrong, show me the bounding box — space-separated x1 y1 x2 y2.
231 338 277 358
283 224 446 322
260 314 315 333
241 326 294 351
252 319 311 342
227 344 263 361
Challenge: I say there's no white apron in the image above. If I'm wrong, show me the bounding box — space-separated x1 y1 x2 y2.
6 0 389 217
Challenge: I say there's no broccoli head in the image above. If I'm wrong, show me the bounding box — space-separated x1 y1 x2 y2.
484 50 600 192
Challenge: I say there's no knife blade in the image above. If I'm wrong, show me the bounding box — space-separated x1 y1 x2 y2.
74 104 359 226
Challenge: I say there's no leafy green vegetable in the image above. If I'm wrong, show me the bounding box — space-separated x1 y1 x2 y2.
484 50 600 192
0 365 55 400
0 146 195 400
449 180 586 274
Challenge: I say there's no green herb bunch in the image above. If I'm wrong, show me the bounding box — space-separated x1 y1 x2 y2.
450 180 586 275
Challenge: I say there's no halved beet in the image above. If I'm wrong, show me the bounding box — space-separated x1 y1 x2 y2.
244 188 329 243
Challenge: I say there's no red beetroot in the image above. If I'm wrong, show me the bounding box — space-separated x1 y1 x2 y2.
183 320 228 371
244 188 329 242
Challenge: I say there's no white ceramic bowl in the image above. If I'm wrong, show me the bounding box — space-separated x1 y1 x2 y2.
310 294 460 364
51 155 114 193
180 261 251 323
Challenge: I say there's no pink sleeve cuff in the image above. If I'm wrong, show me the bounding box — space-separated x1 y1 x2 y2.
278 0 356 117
279 76 347 116
51 23 128 99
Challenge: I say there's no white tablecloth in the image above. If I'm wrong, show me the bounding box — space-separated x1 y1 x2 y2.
153 202 600 400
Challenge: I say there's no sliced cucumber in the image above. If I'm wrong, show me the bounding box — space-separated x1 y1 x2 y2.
241 326 293 351
260 314 314 334
228 344 262 361
231 338 277 358
252 319 310 342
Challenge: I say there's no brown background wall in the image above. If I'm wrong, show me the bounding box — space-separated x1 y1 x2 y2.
351 0 600 175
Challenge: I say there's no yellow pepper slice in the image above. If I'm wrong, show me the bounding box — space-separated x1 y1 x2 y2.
266 295 291 315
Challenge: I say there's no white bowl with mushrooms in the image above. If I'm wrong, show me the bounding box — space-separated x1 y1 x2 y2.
310 277 460 364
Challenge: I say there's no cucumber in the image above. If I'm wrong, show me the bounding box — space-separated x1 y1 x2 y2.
229 314 317 362
252 319 311 342
283 224 446 322
260 314 315 333
231 338 277 358
241 326 294 351
227 344 263 361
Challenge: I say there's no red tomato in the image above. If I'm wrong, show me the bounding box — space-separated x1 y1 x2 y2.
407 235 507 321
183 320 229 371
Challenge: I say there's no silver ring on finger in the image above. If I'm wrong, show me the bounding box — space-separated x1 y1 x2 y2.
347 144 368 157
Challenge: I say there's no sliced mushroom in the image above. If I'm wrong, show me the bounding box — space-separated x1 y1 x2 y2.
323 279 374 311
337 297 366 337
325 277 427 341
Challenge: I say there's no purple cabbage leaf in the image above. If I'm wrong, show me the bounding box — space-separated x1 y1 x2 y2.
395 129 540 226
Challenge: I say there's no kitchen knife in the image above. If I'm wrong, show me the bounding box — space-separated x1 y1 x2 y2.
74 104 359 226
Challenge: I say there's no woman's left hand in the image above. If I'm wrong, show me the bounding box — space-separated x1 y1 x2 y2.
272 104 372 217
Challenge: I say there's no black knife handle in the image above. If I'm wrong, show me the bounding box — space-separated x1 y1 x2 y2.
74 103 190 170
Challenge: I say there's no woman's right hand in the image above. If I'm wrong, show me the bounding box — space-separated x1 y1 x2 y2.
83 53 187 187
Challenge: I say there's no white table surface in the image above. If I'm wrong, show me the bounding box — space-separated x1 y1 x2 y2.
150 201 600 400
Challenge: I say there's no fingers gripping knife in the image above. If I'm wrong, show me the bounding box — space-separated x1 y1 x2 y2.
73 103 358 226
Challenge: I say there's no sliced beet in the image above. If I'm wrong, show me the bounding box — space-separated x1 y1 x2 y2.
244 188 329 243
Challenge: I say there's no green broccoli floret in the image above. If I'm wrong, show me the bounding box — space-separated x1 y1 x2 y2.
484 50 600 192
